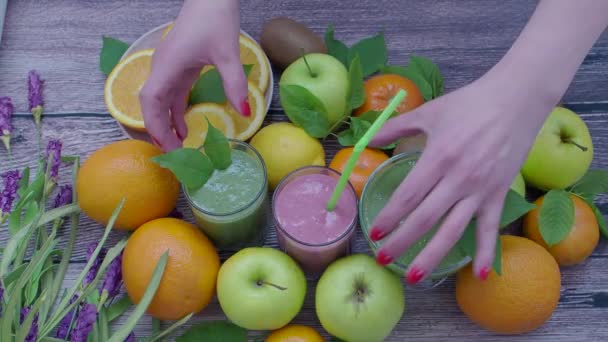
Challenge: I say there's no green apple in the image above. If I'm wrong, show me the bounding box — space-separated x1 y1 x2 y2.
522 107 593 190
216 247 307 330
280 53 349 126
510 172 526 198
316 254 405 342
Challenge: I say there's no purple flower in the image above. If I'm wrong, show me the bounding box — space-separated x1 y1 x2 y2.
44 139 62 180
0 170 21 219
20 306 39 342
0 96 14 152
100 252 123 299
69 303 97 342
55 295 78 339
54 184 73 208
28 70 44 126
84 242 107 286
0 284 4 317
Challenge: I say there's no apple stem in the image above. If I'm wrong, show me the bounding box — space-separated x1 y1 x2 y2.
564 138 588 152
256 280 287 291
300 48 317 78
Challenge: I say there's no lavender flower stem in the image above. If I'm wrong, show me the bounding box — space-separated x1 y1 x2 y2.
0 97 14 152
28 70 44 127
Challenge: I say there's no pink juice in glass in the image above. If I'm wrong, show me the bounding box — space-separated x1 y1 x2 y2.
273 166 357 274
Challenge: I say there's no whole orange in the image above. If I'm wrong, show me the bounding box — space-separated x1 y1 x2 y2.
523 193 599 266
265 324 325 342
122 217 220 320
354 74 424 117
76 139 179 230
329 147 389 198
456 235 561 335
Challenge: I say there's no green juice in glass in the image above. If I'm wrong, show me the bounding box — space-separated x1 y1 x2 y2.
185 140 269 250
359 152 470 280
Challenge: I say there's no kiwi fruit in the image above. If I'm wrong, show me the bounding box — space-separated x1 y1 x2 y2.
260 17 327 70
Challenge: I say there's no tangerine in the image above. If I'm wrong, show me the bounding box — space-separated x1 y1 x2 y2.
354 74 424 117
329 147 389 198
265 324 325 342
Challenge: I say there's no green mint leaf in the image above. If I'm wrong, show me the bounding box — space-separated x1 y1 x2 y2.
351 117 373 138
580 197 608 238
279 84 331 138
336 112 397 149
408 55 444 99
348 32 388 77
100 36 130 76
457 222 502 275
324 25 349 66
176 321 247 342
492 235 503 275
189 64 253 105
348 55 365 111
151 148 215 190
569 169 608 199
337 128 356 146
499 189 537 227
539 189 574 246
380 65 433 101
204 119 232 170
329 337 347 342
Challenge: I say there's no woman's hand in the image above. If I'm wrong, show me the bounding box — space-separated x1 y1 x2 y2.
369 0 608 284
368 72 554 284
139 0 249 152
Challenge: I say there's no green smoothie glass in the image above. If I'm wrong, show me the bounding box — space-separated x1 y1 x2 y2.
184 140 269 250
359 151 471 287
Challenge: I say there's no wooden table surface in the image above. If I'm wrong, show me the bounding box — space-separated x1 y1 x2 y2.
1 1 608 341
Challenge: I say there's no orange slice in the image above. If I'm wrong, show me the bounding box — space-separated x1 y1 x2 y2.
224 80 267 141
182 103 236 148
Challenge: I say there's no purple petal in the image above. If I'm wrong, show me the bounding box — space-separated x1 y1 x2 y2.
100 252 123 299
0 170 21 215
44 139 62 180
0 96 14 135
20 306 39 342
28 70 44 110
55 295 78 339
69 303 97 342
54 184 73 208
84 242 107 286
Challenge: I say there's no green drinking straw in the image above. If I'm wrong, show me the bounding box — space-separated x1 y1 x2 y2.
326 89 408 211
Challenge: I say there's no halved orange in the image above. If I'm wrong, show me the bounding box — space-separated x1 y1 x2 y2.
224 80 267 141
104 49 155 131
182 103 236 148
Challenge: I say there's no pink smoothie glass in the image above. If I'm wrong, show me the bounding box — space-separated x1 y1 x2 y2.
272 166 358 275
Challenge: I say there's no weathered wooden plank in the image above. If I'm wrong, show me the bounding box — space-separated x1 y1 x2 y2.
0 0 606 114
52 255 608 341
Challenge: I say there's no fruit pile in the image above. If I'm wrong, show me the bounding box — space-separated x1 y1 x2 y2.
2 16 606 342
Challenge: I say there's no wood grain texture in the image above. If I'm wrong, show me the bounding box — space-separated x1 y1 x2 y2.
1 0 608 340
0 0 607 114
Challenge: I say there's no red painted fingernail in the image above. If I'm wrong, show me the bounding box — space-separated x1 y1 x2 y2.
176 130 185 141
151 136 162 148
370 227 386 241
479 267 491 281
376 250 394 266
241 98 251 117
406 267 425 285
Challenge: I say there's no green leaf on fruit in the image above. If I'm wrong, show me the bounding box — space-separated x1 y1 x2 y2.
336 111 397 149
279 84 331 138
538 189 574 246
176 320 247 342
329 337 347 342
324 25 349 66
150 148 215 191
347 55 365 112
380 65 433 101
324 25 387 77
569 169 608 200
99 36 130 76
581 197 608 238
381 55 444 101
457 189 536 275
347 31 388 77
204 119 232 170
189 64 253 105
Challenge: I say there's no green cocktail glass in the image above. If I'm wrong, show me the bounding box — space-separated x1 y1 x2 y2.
184 140 269 250
359 151 471 287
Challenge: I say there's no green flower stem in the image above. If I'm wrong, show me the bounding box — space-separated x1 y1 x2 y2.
99 308 110 342
16 289 48 341
153 318 161 335
107 252 169 342
150 313 194 342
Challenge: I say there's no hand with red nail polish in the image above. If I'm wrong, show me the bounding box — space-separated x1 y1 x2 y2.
139 0 248 152
365 1 608 283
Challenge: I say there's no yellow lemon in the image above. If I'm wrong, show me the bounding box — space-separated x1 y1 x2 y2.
182 103 236 148
250 122 325 189
104 49 155 131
